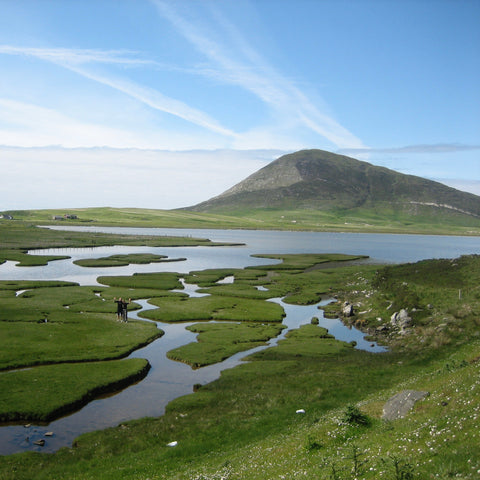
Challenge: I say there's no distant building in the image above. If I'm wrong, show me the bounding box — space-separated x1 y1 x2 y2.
52 214 78 220
0 214 13 220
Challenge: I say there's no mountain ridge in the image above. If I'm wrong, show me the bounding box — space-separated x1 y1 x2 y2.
186 149 480 221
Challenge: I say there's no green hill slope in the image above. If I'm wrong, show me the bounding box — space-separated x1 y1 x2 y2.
186 149 480 228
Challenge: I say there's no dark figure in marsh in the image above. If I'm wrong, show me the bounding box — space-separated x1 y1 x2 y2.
113 297 124 321
121 298 131 322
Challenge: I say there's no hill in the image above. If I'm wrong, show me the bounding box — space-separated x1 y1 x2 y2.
185 149 480 225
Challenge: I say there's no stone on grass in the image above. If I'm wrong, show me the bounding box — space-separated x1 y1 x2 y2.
342 302 354 317
382 390 429 421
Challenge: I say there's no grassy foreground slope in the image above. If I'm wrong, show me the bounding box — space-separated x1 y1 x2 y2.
0 253 479 479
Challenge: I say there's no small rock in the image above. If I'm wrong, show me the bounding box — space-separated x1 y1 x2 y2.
45 432 54 437
167 441 178 447
33 439 45 446
296 409 305 414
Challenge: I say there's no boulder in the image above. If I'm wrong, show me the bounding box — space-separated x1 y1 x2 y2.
390 309 412 330
342 302 354 317
382 390 429 421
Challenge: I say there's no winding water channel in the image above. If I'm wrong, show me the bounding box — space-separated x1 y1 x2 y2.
1 228 480 455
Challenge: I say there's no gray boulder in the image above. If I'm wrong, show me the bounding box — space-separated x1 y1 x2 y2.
342 302 354 317
390 309 412 331
382 390 429 421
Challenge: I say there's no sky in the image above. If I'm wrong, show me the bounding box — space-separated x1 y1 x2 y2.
0 0 479 211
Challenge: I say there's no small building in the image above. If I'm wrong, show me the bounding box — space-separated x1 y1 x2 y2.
0 214 13 220
53 214 78 220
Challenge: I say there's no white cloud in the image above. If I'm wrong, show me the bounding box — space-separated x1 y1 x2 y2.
0 98 141 148
152 0 366 150
0 98 235 150
0 147 283 210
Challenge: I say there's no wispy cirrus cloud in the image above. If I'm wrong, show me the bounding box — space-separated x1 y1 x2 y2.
151 0 366 150
0 45 153 66
63 64 237 138
0 44 236 139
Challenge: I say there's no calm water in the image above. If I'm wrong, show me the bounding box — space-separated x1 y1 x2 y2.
1 227 479 455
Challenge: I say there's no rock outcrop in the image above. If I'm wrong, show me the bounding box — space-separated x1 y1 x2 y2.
382 390 429 421
390 309 412 333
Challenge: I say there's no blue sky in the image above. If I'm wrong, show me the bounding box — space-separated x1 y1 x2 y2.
0 0 479 210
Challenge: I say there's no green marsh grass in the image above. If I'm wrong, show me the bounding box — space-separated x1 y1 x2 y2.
0 280 77 290
97 272 184 291
166 322 285 367
0 249 70 267
0 358 150 423
184 269 243 287
73 253 185 268
140 295 285 323
0 314 162 370
196 283 278 300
